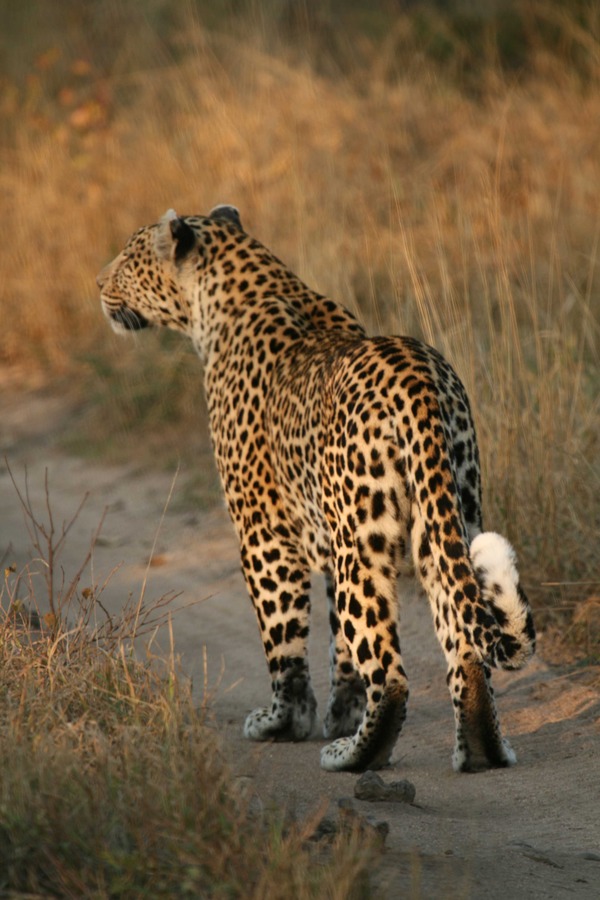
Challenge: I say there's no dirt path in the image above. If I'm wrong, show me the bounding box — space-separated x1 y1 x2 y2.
1 389 599 898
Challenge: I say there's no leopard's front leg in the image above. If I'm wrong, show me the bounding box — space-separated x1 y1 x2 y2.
239 531 317 742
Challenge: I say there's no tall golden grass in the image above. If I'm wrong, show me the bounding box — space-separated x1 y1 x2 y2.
1 3 598 626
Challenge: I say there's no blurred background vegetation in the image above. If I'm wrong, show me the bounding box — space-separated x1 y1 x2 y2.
1 0 599 650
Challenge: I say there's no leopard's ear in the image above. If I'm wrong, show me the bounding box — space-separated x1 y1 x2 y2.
208 204 243 230
155 209 196 263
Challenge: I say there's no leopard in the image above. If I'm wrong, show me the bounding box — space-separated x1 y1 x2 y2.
98 204 535 773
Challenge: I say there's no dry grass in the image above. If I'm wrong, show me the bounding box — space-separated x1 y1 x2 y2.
0 615 374 897
0 4 598 628
0 474 376 897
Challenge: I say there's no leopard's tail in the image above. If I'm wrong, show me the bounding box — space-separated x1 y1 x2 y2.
404 431 535 671
412 513 535 670
468 531 535 669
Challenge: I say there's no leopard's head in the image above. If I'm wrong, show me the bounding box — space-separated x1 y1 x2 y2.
97 204 243 335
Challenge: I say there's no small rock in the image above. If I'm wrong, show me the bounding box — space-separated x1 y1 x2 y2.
354 770 416 804
337 798 389 845
310 800 388 847
310 816 339 841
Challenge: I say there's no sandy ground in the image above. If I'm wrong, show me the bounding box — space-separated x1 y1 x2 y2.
1 387 600 899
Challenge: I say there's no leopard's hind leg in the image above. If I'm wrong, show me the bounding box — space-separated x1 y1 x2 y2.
320 479 409 772
412 516 515 771
323 571 366 739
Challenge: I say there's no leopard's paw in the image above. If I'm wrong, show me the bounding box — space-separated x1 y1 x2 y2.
320 736 357 771
243 693 316 742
